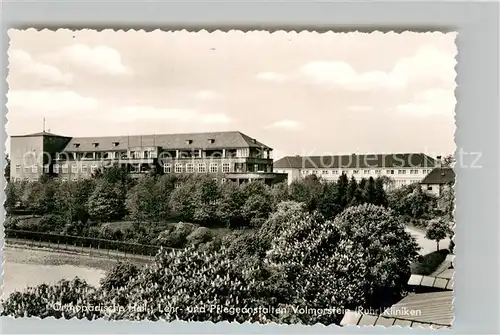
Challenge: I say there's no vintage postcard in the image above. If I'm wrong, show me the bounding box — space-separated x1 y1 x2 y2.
3 29 456 328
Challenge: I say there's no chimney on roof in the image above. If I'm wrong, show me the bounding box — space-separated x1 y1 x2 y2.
436 155 442 168
252 139 256 144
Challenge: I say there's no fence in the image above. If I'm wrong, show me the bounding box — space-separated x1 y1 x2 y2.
4 229 177 259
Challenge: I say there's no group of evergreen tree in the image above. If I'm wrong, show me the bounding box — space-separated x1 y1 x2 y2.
289 174 389 221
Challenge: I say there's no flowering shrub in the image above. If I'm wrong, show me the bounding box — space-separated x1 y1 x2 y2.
267 203 419 324
101 246 293 323
1 278 100 319
100 261 139 292
2 204 419 326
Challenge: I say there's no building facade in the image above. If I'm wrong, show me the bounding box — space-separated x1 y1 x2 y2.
420 167 455 197
10 131 286 185
273 153 439 187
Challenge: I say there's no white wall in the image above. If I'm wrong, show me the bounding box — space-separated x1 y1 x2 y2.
276 167 432 186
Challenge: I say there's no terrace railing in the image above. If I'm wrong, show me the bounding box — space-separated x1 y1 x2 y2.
4 229 178 260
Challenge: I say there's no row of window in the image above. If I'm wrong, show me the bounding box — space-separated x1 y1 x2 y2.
56 151 158 160
16 165 49 173
301 168 432 176
15 164 100 174
53 164 100 174
164 163 231 174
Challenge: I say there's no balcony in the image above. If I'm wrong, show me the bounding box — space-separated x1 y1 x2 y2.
118 157 156 165
225 172 280 180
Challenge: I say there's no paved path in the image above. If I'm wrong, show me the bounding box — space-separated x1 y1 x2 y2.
405 226 450 255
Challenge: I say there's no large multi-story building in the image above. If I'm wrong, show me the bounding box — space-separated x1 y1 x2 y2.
273 153 439 187
9 130 286 185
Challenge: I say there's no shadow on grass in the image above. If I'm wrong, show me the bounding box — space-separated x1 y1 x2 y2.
411 249 450 276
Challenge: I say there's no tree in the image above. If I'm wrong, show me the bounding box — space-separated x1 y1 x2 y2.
438 186 455 220
168 178 198 222
241 193 273 228
336 173 349 207
87 179 127 222
373 177 389 207
4 154 10 181
270 182 290 208
408 185 430 218
317 181 343 220
4 181 20 214
216 181 246 228
364 177 377 204
378 175 395 191
126 175 170 224
347 176 358 205
442 154 455 168
426 217 452 251
55 179 94 226
388 183 434 219
289 175 323 211
193 177 222 226
99 164 131 185
358 178 367 190
22 180 57 215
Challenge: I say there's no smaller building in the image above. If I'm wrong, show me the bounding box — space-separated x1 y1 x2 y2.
420 167 455 197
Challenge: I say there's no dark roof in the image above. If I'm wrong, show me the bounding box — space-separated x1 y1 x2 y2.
11 131 69 138
340 291 453 328
273 153 437 169
61 131 271 152
420 167 455 185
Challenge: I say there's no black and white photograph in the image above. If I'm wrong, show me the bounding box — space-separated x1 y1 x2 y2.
3 29 456 328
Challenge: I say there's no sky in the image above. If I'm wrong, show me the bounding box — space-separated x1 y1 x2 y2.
6 29 457 159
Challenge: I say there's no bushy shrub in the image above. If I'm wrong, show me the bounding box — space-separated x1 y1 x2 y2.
100 261 139 292
156 222 198 248
4 216 20 230
411 249 450 275
186 227 213 246
99 224 125 241
37 214 66 233
87 226 101 238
